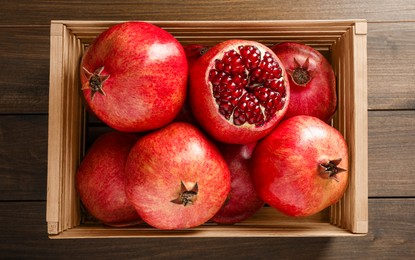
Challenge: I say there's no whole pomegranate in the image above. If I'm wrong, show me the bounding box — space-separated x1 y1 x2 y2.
173 44 208 124
183 44 209 69
211 142 264 224
76 132 141 226
251 116 348 217
271 42 336 122
189 40 290 144
80 22 187 132
125 122 230 230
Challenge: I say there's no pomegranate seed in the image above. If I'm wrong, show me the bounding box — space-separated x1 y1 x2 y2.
209 45 287 127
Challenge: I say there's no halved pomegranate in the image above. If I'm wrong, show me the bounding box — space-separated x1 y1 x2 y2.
189 40 290 144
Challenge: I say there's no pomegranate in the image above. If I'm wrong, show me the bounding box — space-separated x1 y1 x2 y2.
251 115 348 217
76 132 141 226
80 22 187 132
189 40 290 144
183 44 209 69
271 42 337 122
173 44 208 124
125 122 231 230
212 142 264 224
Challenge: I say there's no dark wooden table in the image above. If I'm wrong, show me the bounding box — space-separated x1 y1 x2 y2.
1 1 414 258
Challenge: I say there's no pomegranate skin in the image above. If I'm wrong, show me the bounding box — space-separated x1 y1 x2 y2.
76 132 141 226
173 44 208 125
190 40 290 144
211 142 264 224
251 116 348 217
80 22 188 132
271 42 336 123
125 122 231 230
183 44 209 70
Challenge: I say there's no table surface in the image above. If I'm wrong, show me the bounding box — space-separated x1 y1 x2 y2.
1 1 414 259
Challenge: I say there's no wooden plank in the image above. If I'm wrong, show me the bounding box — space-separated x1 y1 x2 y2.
0 26 50 114
1 22 415 113
0 199 413 258
0 0 415 25
0 111 413 201
368 110 415 197
367 22 415 110
0 115 48 201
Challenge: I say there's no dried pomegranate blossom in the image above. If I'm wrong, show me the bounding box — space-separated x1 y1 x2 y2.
209 45 287 127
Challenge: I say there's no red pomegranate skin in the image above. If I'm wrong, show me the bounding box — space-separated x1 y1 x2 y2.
76 132 141 226
211 142 264 224
190 40 290 144
271 42 337 122
80 22 188 132
251 116 348 217
173 44 208 124
183 44 209 69
125 122 231 230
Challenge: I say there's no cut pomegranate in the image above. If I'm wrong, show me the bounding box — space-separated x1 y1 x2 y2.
190 40 289 144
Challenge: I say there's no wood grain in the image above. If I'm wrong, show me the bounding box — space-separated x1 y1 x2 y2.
368 110 415 197
0 0 415 25
367 22 415 110
1 22 415 113
0 199 413 259
0 26 50 114
0 110 413 201
0 115 48 201
0 0 414 258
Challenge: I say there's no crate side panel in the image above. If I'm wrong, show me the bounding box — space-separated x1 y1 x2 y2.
350 25 369 234
65 30 84 230
47 23 65 235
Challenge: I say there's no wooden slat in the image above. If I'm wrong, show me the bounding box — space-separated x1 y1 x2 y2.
367 22 415 110
368 110 415 197
0 115 47 201
0 0 415 25
0 110 413 201
0 26 50 114
0 199 413 258
1 22 415 113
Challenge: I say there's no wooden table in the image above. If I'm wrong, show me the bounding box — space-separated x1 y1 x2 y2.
1 1 414 258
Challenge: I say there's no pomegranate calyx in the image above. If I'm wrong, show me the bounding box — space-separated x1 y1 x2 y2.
286 57 313 87
171 181 198 206
82 66 110 100
319 158 346 182
199 46 209 56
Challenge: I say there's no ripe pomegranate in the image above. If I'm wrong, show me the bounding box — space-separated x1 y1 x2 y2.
76 132 141 226
173 44 208 124
183 44 209 69
271 42 337 122
80 22 187 132
211 142 264 224
189 40 290 144
251 115 348 217
125 122 231 230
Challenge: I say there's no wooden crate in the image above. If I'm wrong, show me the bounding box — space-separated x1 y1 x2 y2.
47 20 368 238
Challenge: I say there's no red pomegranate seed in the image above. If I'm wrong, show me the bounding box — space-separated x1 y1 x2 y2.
209 45 287 126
